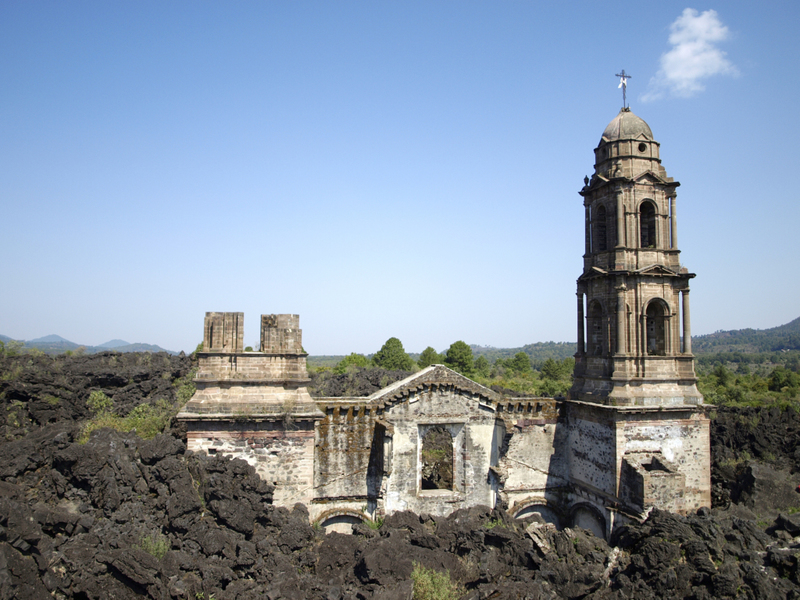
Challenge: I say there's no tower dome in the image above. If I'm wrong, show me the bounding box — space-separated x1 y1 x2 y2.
601 107 653 142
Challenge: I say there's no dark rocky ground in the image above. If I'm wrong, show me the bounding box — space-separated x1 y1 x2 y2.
2 353 800 599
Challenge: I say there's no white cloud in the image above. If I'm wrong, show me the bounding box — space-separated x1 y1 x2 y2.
643 8 738 101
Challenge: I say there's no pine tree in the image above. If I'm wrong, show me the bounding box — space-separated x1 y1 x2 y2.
373 338 414 371
418 346 444 369
445 341 474 376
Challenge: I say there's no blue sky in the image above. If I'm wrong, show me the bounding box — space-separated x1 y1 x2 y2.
2 2 798 354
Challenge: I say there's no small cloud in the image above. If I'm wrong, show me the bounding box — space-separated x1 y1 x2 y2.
643 8 738 101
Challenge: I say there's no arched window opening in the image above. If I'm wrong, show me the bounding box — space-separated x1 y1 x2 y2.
646 302 667 356
640 202 656 248
420 427 453 490
588 302 605 357
595 205 607 252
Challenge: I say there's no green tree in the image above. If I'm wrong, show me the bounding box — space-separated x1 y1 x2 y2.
507 352 532 375
334 353 371 375
445 341 474 377
372 338 414 371
418 346 444 369
768 366 800 392
474 355 491 378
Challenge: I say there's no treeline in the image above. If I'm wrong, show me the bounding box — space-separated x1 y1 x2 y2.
693 316 800 353
314 337 575 397
698 362 800 408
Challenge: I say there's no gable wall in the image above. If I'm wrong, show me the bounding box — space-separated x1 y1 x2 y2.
381 386 499 517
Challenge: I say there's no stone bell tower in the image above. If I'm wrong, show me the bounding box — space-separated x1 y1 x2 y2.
570 107 702 407
565 107 710 526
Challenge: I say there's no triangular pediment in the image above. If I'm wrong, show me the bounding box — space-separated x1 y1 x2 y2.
633 171 666 185
637 264 678 276
578 266 608 282
368 364 499 409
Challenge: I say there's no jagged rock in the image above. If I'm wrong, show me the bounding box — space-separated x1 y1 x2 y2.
2 352 800 598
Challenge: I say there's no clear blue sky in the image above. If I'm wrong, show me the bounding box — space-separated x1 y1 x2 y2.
2 2 798 354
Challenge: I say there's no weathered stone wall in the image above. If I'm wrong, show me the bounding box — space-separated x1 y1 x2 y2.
565 400 710 523
495 399 570 517
204 312 244 352
313 399 378 502
185 420 317 506
379 385 499 517
261 314 302 354
566 402 618 500
615 408 710 512
195 354 310 382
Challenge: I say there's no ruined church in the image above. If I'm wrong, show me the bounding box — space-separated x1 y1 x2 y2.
177 108 710 538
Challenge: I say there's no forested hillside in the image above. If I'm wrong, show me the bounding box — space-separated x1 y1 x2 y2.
693 316 800 353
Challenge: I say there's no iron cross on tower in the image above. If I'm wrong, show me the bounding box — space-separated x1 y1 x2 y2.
616 70 631 108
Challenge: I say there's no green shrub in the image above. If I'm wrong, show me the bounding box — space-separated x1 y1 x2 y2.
87 391 113 414
334 353 372 375
411 563 463 600
79 400 173 444
139 532 170 559
174 369 197 406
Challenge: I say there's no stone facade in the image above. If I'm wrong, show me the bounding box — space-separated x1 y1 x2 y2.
177 109 710 538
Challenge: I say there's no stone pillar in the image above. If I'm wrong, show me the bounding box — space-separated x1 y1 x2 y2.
682 289 692 354
670 195 678 250
616 192 625 248
585 205 591 254
577 292 585 354
616 285 627 355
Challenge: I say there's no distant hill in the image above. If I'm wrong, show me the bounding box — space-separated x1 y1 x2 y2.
29 334 73 344
0 334 176 355
98 339 131 348
693 316 800 353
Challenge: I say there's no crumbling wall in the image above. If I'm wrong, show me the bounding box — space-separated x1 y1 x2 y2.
185 420 317 506
380 385 499 517
314 399 378 501
566 402 618 498
497 399 570 515
616 409 710 513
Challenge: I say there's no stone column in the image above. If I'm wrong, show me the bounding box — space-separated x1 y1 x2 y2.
577 292 585 354
585 205 591 254
616 285 627 354
616 192 625 247
670 195 678 250
682 289 692 354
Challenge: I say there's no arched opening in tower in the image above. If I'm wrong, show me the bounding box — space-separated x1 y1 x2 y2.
588 302 605 356
420 426 454 490
646 302 667 356
595 205 607 252
640 202 657 248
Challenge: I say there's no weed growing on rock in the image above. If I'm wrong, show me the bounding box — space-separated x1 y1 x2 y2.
411 563 463 600
87 391 113 414
174 368 197 406
139 532 170 559
79 400 173 443
367 517 384 530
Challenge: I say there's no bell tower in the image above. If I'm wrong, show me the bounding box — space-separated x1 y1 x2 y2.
565 105 710 527
570 107 702 407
